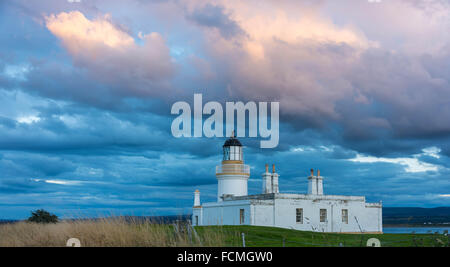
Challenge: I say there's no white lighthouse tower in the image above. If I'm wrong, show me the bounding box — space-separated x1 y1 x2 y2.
215 133 250 201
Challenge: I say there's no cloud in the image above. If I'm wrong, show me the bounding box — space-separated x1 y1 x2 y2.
32 179 82 186
422 147 441 159
181 0 450 157
186 3 245 39
348 154 439 173
45 11 175 98
12 1 450 156
2 0 450 218
347 146 448 173
17 115 40 124
46 11 134 49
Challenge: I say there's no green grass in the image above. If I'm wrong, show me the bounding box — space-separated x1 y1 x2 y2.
195 225 449 247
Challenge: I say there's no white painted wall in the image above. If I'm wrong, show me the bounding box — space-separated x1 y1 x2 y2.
195 194 382 233
271 173 279 194
217 175 248 201
262 172 272 194
251 200 274 227
192 207 202 226
267 196 381 232
317 177 323 195
199 200 252 225
308 176 317 195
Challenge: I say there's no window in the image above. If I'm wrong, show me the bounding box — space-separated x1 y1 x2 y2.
296 208 303 224
342 209 348 224
195 216 199 226
223 147 230 160
224 145 243 161
229 146 241 161
239 209 245 224
320 209 327 222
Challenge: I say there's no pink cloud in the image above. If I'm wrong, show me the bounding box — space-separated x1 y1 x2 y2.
29 2 450 140
45 11 175 97
175 0 450 140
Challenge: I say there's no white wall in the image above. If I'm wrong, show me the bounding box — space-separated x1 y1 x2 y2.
251 200 274 226
192 207 202 226
217 175 248 201
260 196 381 232
200 200 252 225
195 194 382 233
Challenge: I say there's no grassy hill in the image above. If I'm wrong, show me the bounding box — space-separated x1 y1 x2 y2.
195 225 449 247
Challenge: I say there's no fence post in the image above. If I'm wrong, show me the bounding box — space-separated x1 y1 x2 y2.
190 223 202 246
283 238 285 247
242 233 246 247
186 224 193 245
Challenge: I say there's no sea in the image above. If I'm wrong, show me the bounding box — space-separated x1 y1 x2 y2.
383 227 449 234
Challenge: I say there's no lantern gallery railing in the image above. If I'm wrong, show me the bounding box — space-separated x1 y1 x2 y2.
216 164 250 176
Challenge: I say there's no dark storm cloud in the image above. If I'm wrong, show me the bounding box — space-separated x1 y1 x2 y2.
186 3 245 39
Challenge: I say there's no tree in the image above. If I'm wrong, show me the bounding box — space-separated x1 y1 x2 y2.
27 209 58 223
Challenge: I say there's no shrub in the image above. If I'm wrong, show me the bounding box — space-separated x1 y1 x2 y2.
27 209 58 224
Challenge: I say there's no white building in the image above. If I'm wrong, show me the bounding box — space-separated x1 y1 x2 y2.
192 136 383 233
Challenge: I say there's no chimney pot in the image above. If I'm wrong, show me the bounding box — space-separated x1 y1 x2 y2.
317 169 320 177
272 164 275 173
310 169 314 176
265 164 269 173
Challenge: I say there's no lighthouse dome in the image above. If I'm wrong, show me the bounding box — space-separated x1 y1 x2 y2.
223 137 242 147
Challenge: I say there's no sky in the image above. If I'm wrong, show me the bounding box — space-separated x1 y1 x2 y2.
0 0 449 219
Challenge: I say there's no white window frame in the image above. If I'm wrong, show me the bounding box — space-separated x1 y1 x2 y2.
296 208 303 224
320 209 327 223
342 209 348 224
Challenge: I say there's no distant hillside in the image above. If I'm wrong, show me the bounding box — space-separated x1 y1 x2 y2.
383 207 450 216
0 215 190 225
383 207 450 226
2 208 449 226
0 220 17 225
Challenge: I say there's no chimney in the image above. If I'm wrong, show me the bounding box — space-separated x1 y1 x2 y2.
194 189 201 207
317 170 323 195
308 168 317 195
262 164 272 194
271 164 279 193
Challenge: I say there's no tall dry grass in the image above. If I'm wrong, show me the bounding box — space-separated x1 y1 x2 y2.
0 217 227 247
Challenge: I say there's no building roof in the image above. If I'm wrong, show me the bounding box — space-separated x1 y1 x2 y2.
221 193 367 202
223 136 242 147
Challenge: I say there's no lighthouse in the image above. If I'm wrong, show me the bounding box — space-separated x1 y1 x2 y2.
191 136 382 233
215 132 250 201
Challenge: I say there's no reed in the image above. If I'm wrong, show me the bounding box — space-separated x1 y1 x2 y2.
0 217 227 247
